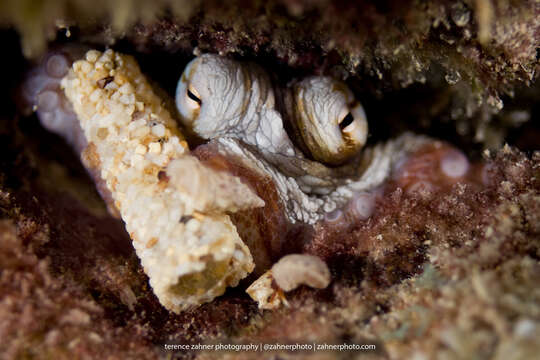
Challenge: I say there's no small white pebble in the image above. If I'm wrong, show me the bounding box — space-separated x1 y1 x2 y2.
130 154 145 167
246 270 289 310
132 126 150 138
119 83 134 94
72 60 82 72
272 254 331 292
152 123 166 137
89 89 101 102
105 81 118 91
148 142 161 154
152 154 168 167
186 218 200 232
135 144 147 155
97 127 108 140
80 60 92 74
85 50 100 63
119 93 135 105
514 319 536 338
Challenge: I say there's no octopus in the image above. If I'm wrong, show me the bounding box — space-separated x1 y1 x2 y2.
22 48 484 312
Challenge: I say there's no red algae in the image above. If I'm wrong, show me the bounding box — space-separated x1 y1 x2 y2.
0 216 157 360
2 111 538 359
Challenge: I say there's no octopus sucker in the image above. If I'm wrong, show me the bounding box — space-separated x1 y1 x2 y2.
21 44 90 153
27 48 270 313
391 141 477 196
348 191 377 221
323 208 347 227
440 148 470 179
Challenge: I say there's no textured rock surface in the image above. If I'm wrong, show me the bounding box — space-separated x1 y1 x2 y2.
0 1 538 359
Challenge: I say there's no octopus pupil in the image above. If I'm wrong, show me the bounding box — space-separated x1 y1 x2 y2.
187 89 202 105
339 112 354 130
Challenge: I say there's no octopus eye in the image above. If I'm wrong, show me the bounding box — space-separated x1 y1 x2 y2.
175 57 205 125
342 102 368 144
187 87 202 105
176 75 202 124
339 112 354 131
287 76 370 166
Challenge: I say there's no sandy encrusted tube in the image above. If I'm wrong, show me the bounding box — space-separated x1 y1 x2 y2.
62 49 261 313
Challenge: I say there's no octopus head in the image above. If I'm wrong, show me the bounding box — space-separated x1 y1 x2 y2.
288 76 368 166
176 54 272 140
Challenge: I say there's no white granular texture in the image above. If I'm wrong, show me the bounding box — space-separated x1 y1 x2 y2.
62 49 263 313
246 270 289 310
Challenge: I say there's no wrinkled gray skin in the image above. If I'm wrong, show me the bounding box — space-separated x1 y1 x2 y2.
283 76 369 166
176 54 297 157
176 54 427 224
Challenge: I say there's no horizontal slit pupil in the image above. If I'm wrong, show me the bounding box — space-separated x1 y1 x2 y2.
187 89 201 105
339 112 354 130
